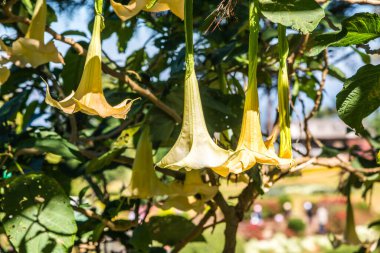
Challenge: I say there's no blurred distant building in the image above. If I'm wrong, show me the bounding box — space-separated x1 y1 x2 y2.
290 117 373 159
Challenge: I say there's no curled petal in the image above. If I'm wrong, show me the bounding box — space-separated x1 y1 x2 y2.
145 0 184 20
111 0 148 21
111 0 183 21
0 67 10 85
45 15 134 119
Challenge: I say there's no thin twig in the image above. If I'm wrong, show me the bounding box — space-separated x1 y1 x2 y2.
73 205 137 232
304 49 329 155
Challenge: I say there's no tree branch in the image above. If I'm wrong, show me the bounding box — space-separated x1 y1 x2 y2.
72 205 137 232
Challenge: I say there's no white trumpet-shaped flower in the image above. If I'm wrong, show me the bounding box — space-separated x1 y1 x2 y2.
0 0 63 68
45 13 134 119
212 0 293 177
157 0 230 171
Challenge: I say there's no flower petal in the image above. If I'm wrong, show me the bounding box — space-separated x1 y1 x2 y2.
127 127 168 198
10 38 64 68
0 67 10 85
111 0 149 21
145 0 184 20
45 14 134 119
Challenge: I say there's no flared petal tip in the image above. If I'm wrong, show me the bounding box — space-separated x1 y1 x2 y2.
212 149 257 177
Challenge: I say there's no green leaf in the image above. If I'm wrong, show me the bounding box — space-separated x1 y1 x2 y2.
85 148 125 174
307 13 380 56
21 100 39 131
129 224 152 252
336 64 380 135
147 215 205 246
61 42 87 95
328 65 346 82
259 0 325 34
2 174 77 253
17 131 82 160
0 92 28 123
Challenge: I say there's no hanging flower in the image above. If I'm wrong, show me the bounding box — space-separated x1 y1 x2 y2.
212 1 293 177
45 13 134 119
0 67 10 85
127 126 169 199
160 171 217 212
111 0 184 21
157 0 230 171
0 0 63 68
277 25 293 160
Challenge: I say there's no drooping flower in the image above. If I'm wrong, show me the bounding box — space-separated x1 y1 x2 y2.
0 0 63 68
156 0 230 171
127 126 169 199
277 25 293 160
160 171 217 212
111 0 184 21
0 67 10 85
212 0 293 177
45 13 134 119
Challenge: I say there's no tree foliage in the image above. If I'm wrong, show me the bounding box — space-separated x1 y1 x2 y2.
0 0 380 252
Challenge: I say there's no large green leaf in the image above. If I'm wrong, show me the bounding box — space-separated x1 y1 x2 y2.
61 42 87 95
0 92 28 123
259 0 325 34
16 131 82 160
307 13 380 56
336 64 380 135
2 174 77 253
147 215 205 246
85 148 126 174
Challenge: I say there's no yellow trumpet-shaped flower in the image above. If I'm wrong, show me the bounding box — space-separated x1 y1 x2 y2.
45 14 134 119
0 0 63 68
157 0 230 171
277 25 293 159
160 171 217 212
0 67 10 85
212 0 293 177
127 126 169 199
111 0 184 21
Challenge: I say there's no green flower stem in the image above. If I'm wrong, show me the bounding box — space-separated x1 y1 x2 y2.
277 24 292 158
184 0 194 73
95 0 104 15
248 0 260 110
